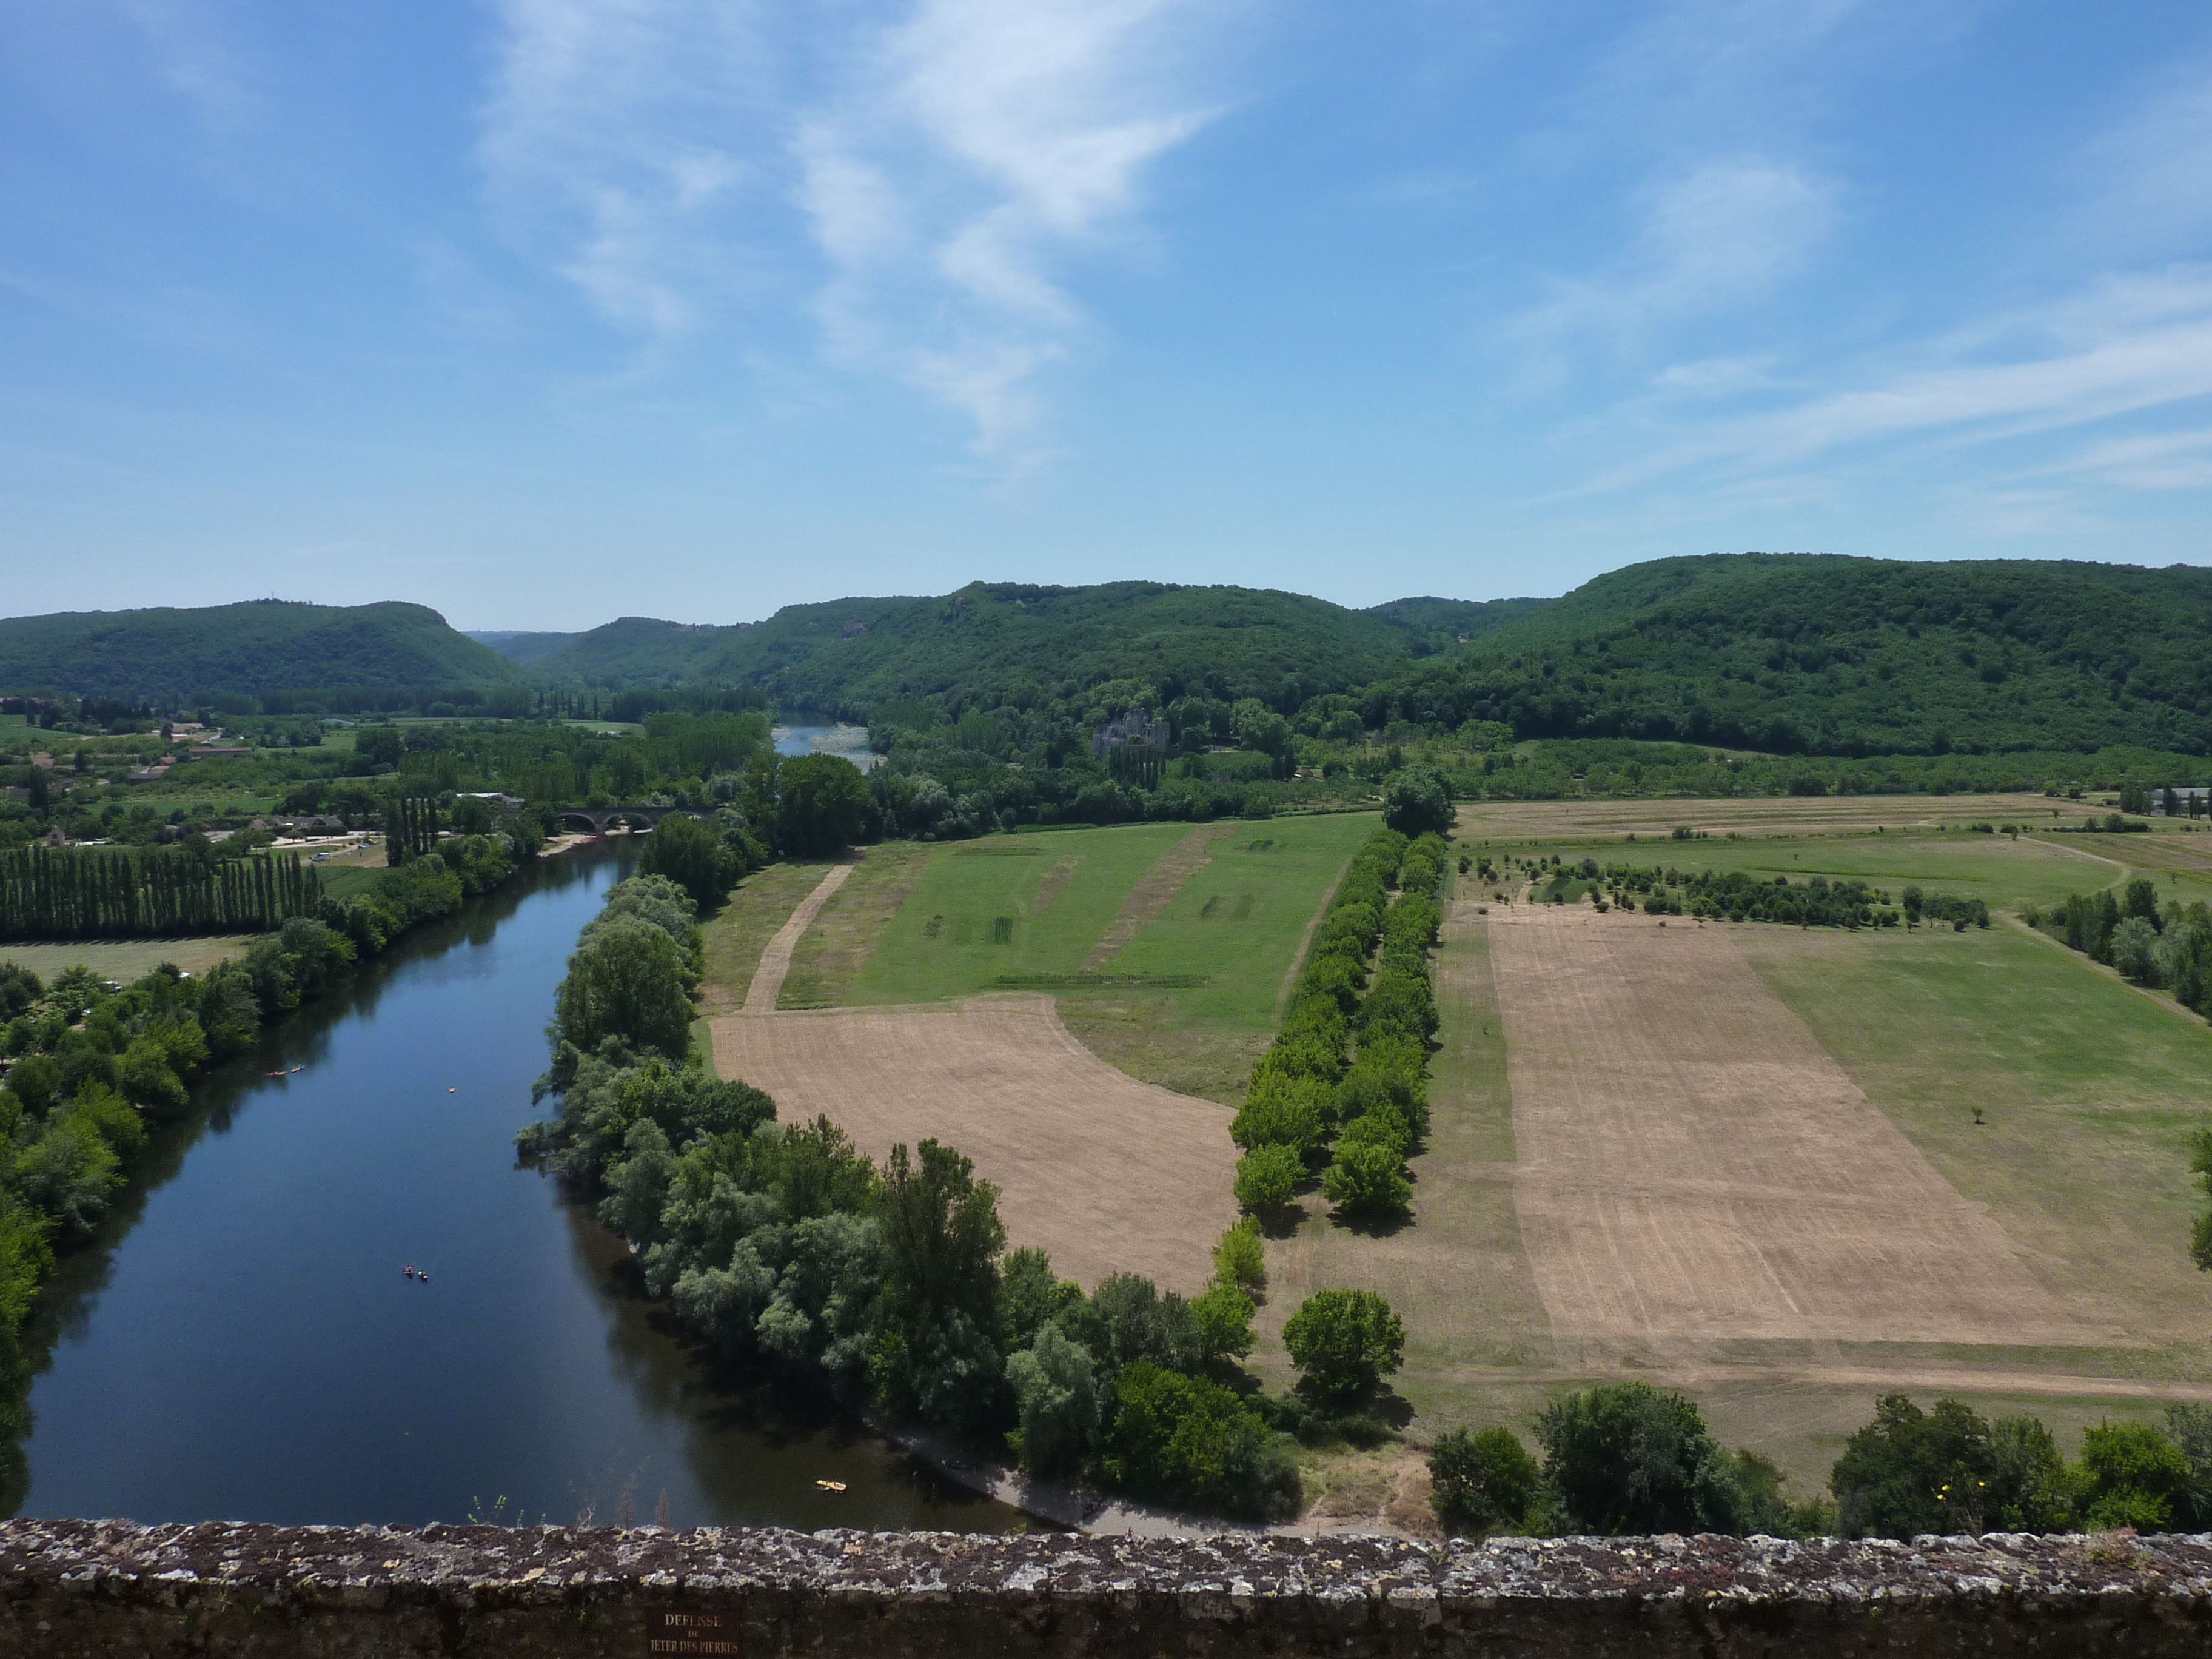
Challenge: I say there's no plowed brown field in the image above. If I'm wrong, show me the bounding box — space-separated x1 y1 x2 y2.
1487 903 2096 1363
712 993 1235 1292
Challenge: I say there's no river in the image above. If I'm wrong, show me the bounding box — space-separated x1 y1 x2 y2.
7 843 1016 1532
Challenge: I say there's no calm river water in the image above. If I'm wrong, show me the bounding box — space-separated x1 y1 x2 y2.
10 843 1016 1531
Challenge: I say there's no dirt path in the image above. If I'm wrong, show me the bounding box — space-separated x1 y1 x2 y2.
1081 825 1234 971
1486 904 2096 1363
742 859 855 1014
711 993 1235 1292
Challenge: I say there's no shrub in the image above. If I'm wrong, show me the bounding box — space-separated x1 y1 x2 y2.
1005 1324 1098 1478
1535 1381 1746 1536
1430 1426 1540 1536
2079 1420 2194 1531
2111 917 2162 984
552 914 695 1059
1282 1288 1404 1404
1381 765 1453 836
1230 1072 1327 1156
1234 1144 1302 1212
1822 1398 2017 1540
1105 1361 1301 1520
1188 1281 1257 1363
1212 1217 1265 1290
638 812 738 908
1321 1140 1412 1219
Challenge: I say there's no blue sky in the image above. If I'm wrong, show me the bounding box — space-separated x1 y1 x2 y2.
4 1 2210 629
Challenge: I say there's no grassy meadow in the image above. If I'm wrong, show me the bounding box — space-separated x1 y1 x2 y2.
848 823 1195 1002
691 814 1377 1103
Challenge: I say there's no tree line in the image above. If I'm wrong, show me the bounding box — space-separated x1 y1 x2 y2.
2025 880 2212 1015
1509 853 1993 931
1430 1385 2212 1540
0 844 321 941
520 871 1436 1520
1228 825 1448 1226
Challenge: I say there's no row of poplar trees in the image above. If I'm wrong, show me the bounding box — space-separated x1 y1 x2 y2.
0 845 320 940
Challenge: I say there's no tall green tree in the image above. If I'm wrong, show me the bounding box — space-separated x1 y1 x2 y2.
1537 1381 1747 1536
1281 1287 1404 1404
873 1138 1006 1430
552 916 694 1058
775 754 870 855
638 812 736 908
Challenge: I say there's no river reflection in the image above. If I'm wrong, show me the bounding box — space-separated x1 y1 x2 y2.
7 844 1017 1532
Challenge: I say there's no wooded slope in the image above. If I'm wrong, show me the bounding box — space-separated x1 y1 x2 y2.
1362 554 2212 756
0 600 523 699
528 581 1492 711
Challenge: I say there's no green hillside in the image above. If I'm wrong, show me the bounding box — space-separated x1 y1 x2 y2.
0 600 525 700
1359 595 1550 655
1368 554 2212 756
533 582 1436 712
466 629 580 665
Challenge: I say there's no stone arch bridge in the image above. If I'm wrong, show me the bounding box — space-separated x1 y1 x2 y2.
551 805 705 834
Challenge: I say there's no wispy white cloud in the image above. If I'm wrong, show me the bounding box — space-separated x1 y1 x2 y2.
480 0 774 334
797 0 1222 457
1516 156 1838 349
1573 267 2212 496
2051 426 2212 492
2076 58 2212 257
480 0 1222 456
124 0 256 122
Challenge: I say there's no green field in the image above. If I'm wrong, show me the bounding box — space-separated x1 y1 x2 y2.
692 815 1376 1104
0 934 255 981
1098 815 1378 1030
847 823 1195 1004
1744 920 2212 1362
317 864 387 900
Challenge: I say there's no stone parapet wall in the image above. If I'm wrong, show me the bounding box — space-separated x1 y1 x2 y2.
5 1519 2212 1657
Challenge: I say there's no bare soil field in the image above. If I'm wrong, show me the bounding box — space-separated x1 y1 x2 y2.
1486 902 2096 1364
712 993 1236 1293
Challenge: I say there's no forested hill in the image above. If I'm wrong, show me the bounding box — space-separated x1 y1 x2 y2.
528 582 1519 712
464 629 579 666
0 600 524 700
1366 555 2212 756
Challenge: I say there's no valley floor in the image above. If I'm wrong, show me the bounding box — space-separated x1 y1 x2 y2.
692 795 2212 1528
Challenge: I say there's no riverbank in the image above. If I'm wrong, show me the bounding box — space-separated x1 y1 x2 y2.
7 842 1015 1530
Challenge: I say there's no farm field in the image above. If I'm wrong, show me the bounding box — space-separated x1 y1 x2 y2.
702 815 1375 1295
715 991 1238 1293
690 796 2212 1509
0 934 255 980
845 823 1200 1002
1458 790 2076 841
697 858 839 1019
776 841 931 1009
1292 796 2212 1496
